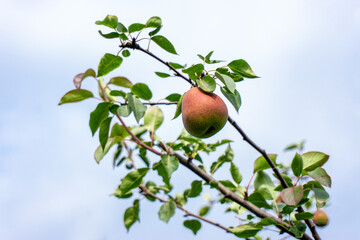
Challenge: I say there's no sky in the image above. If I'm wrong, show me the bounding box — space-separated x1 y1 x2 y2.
0 0 359 239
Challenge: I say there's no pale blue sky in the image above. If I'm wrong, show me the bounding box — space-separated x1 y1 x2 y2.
0 0 359 239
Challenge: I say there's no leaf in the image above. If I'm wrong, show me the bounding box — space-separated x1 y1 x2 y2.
210 145 233 174
116 22 127 32
98 77 118 102
128 23 146 33
58 89 94 105
165 93 181 102
182 63 204 76
255 218 278 228
122 49 131 57
187 180 203 198
152 161 170 187
161 154 179 179
312 187 329 202
169 62 185 69
254 171 276 200
220 87 241 112
215 72 235 93
151 35 177 54
113 186 132 199
127 93 147 123
228 59 259 78
119 168 149 193
110 90 126 98
144 106 164 132
253 154 278 173
89 102 111 136
183 220 201 235
196 76 216 93
231 224 261 238
306 167 332 188
146 16 162 28
149 26 161 36
248 192 272 209
124 199 140 231
291 152 303 177
155 72 171 78
94 137 122 163
230 162 242 184
95 15 118 29
131 83 153 100
280 185 304 206
199 206 210 216
295 212 314 220
117 105 132 117
97 53 123 77
73 68 96 90
289 222 306 239
99 117 112 150
109 76 133 88
172 93 184 119
98 30 120 39
302 152 329 171
158 200 176 223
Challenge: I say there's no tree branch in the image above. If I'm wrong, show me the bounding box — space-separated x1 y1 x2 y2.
139 184 232 234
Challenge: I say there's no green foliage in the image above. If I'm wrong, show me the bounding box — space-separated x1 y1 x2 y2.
59 14 333 240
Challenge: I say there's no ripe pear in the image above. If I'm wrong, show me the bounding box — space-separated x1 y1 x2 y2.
312 209 329 227
181 87 228 138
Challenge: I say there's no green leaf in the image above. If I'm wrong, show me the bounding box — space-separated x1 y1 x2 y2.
152 161 170 187
158 200 176 223
255 218 278 228
312 187 329 202
215 72 235 93
122 49 131 57
199 206 210 216
172 93 184 119
169 62 185 69
116 22 127 32
230 162 242 184
280 185 303 206
127 93 147 123
253 154 277 173
120 168 149 193
248 192 272 209
289 222 306 238
97 53 123 77
144 106 164 132
117 105 132 117
99 117 112 150
210 145 233 174
146 16 162 28
95 15 118 29
110 90 126 98
196 76 216 93
119 33 128 40
131 83 153 100
124 199 140 231
182 63 204 76
187 180 203 198
231 224 261 238
98 30 120 39
161 154 179 179
109 76 133 88
291 152 303 177
89 102 111 136
149 26 162 36
165 93 181 102
128 23 146 33
306 167 332 188
183 220 201 235
228 59 259 78
58 89 94 105
94 137 122 163
113 186 132 199
155 72 171 78
295 212 314 220
302 152 329 171
254 171 276 200
73 68 96 90
220 87 241 112
284 140 306 152
151 35 177 54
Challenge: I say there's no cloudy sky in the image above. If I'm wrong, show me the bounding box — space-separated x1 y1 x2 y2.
0 0 359 239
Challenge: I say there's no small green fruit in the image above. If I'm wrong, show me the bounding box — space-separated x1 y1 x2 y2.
313 209 329 227
181 87 228 138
